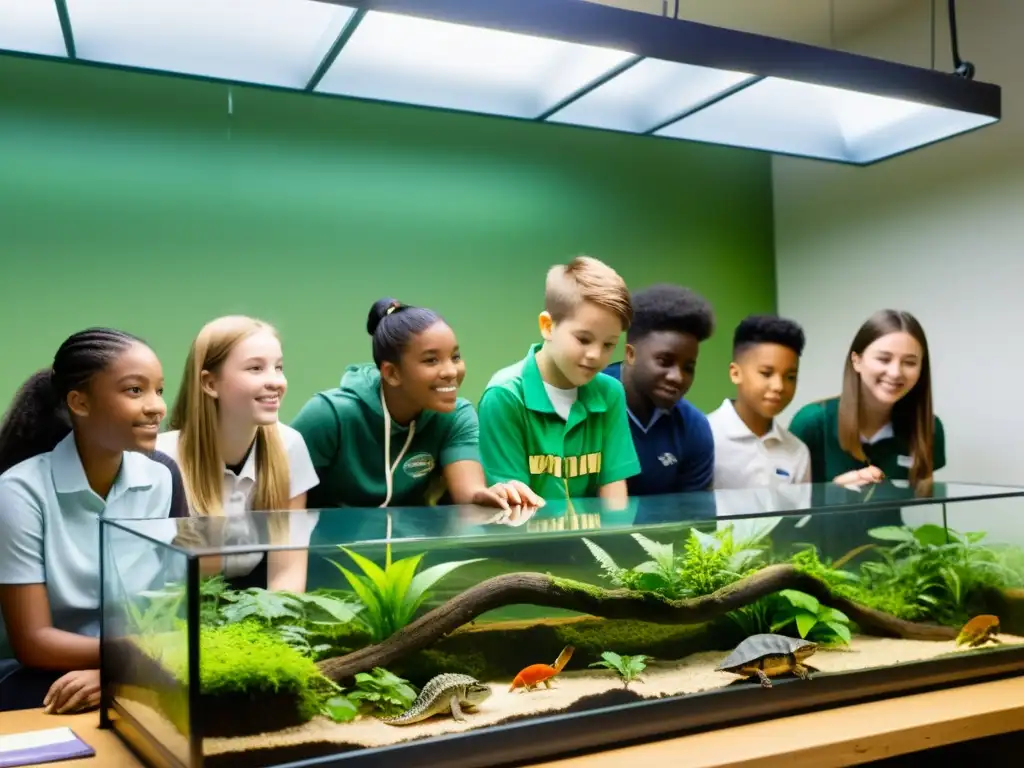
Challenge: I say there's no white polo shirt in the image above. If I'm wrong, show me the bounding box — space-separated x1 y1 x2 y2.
0 433 179 659
155 423 319 578
707 399 813 539
708 399 811 489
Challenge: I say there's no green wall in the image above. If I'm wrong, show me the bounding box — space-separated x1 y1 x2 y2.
0 54 775 420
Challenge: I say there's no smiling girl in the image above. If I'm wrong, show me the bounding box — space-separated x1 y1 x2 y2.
789 309 944 487
0 328 186 713
291 298 542 511
157 316 319 593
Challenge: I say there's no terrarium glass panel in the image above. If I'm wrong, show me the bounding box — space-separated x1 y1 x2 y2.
100 482 1024 768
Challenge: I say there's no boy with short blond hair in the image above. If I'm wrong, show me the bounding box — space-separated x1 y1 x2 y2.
478 256 641 501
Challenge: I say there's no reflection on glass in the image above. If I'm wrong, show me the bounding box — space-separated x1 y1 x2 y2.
101 482 1024 767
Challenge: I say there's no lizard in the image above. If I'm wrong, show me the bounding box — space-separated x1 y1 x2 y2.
380 673 492 726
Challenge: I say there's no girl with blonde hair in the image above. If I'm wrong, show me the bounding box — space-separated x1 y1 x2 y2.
158 316 319 592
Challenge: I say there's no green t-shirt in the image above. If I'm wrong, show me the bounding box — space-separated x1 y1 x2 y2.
477 343 641 500
290 364 480 509
788 396 946 483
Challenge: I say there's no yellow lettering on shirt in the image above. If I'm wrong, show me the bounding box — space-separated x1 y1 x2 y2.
528 452 602 479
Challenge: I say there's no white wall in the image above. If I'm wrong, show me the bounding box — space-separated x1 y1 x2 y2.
773 0 1024 541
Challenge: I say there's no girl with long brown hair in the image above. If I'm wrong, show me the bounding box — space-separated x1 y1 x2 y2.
789 309 945 487
158 316 319 592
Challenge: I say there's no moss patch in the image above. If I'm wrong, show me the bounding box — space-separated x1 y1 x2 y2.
392 615 723 686
133 622 331 738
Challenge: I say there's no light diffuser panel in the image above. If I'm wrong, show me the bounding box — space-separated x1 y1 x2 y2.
315 10 636 119
655 76 997 164
0 0 68 57
65 0 356 89
546 58 753 134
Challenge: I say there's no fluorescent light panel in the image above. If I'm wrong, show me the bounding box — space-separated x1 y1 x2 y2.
316 10 636 119
0 0 68 57
655 77 997 163
546 58 753 134
65 0 355 89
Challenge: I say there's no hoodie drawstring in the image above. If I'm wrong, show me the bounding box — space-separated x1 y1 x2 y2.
380 388 415 508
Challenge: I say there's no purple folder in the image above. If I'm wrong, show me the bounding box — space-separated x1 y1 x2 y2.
0 727 95 767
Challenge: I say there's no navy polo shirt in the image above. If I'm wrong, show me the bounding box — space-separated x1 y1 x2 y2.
603 362 715 497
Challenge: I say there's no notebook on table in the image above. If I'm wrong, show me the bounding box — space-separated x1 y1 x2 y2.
0 726 95 767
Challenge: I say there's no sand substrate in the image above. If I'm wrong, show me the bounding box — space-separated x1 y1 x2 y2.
117 633 1024 766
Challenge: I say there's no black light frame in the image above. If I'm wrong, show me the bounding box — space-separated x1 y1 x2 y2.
0 0 1002 166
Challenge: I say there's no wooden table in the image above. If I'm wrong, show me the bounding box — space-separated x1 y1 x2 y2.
4 676 1024 767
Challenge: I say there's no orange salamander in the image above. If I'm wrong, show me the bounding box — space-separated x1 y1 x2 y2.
509 645 575 692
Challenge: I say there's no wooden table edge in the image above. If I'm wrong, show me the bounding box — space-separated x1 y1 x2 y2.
3 675 1023 768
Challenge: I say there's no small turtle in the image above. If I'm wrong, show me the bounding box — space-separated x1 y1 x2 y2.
957 615 1002 648
716 633 818 688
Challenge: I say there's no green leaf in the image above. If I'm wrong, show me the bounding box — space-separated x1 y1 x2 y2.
795 612 818 638
690 528 720 552
324 696 358 723
778 589 820 613
295 593 361 624
868 526 916 542
825 621 852 643
631 534 674 570
965 531 987 544
339 548 390 594
581 538 622 578
912 524 949 547
817 607 850 624
402 559 484 622
385 553 424 622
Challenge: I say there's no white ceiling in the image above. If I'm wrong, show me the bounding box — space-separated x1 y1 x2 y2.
587 0 921 47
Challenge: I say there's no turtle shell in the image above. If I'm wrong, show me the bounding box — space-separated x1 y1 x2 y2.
716 633 817 671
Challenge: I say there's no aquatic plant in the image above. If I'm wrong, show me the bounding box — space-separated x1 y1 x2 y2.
588 651 648 689
328 543 484 642
581 524 770 600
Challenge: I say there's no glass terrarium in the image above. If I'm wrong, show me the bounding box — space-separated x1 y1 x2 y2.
100 481 1024 768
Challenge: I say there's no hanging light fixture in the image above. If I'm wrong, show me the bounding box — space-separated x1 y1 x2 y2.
0 0 999 165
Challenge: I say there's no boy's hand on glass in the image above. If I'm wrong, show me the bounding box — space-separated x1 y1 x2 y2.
44 668 100 714
473 480 545 511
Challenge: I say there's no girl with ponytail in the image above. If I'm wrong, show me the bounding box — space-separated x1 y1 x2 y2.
0 328 186 713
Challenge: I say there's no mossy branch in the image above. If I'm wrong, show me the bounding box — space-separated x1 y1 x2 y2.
317 565 956 682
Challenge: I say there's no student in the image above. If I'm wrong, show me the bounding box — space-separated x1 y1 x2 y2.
157 316 319 594
291 298 542 511
478 256 641 502
0 328 187 713
788 309 944 486
707 314 811 489
603 283 716 496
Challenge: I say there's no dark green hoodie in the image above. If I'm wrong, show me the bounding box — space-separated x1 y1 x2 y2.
291 364 480 509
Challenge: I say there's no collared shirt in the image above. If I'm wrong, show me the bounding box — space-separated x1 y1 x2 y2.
602 362 714 496
478 343 640 500
707 398 812 489
787 397 946 482
0 433 182 658
155 423 319 578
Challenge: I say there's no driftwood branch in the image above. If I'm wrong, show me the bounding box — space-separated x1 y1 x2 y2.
317 564 956 681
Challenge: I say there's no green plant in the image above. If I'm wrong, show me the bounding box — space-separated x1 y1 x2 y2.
321 667 419 722
582 524 773 601
588 651 648 688
329 543 483 642
346 667 418 717
860 524 1019 625
726 588 852 646
768 590 851 644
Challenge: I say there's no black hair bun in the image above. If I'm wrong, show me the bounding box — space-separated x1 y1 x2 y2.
367 298 403 336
